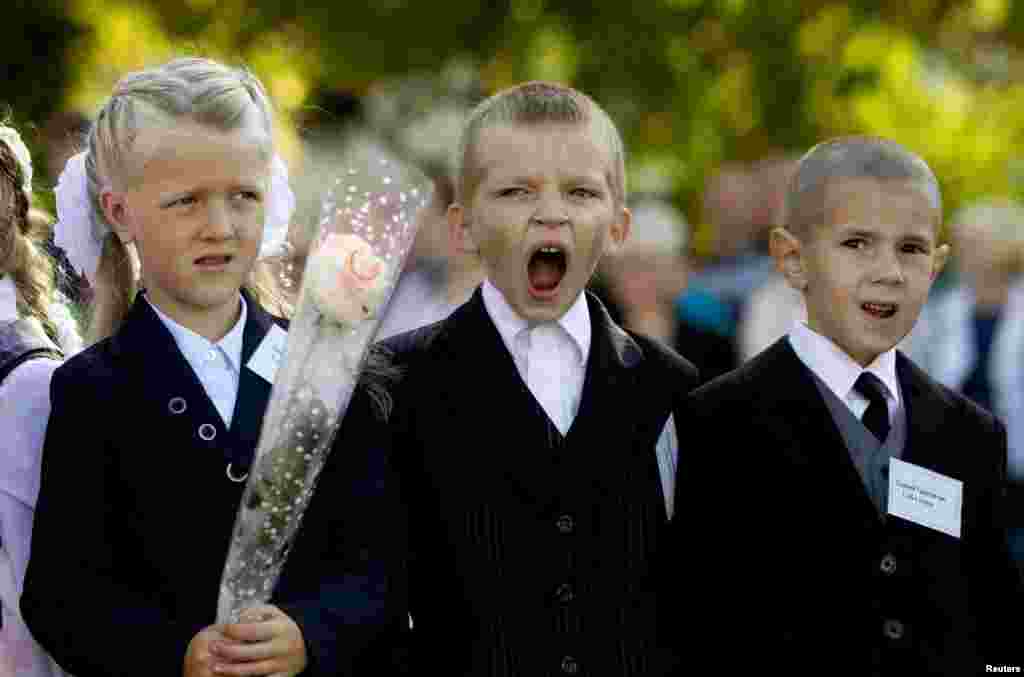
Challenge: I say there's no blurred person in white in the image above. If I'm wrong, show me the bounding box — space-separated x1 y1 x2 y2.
738 268 805 362
723 157 806 362
40 111 93 308
913 200 1024 471
0 124 79 677
376 173 484 339
909 199 1024 571
598 199 685 341
597 198 736 382
684 159 794 342
370 70 486 340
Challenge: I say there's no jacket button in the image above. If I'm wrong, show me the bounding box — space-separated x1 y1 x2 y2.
556 514 575 534
883 618 904 640
226 463 249 483
198 423 217 441
560 655 579 675
879 553 896 575
168 397 187 415
554 583 575 604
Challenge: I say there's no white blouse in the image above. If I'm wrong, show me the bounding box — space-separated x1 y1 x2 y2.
0 276 71 676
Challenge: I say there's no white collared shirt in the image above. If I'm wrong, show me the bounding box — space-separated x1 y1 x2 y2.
787 321 901 425
148 295 247 427
482 280 590 436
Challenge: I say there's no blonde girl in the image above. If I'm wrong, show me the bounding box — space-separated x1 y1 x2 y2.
22 58 399 677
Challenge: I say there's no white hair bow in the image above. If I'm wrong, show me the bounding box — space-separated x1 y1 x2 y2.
54 152 296 283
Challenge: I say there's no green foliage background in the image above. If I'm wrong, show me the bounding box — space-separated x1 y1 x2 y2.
6 0 1024 253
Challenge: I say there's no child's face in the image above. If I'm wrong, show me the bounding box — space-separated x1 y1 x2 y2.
782 177 948 366
450 122 630 323
113 115 269 327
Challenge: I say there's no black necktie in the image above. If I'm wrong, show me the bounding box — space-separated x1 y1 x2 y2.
854 372 890 444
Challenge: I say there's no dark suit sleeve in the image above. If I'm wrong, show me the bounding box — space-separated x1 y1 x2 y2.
670 387 783 672
974 416 1024 664
374 332 472 674
21 365 205 677
271 382 408 676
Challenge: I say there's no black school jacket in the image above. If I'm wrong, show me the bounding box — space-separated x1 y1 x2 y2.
22 292 403 676
675 338 1023 675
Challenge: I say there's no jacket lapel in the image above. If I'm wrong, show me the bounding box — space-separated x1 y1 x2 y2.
572 292 643 431
228 292 280 472
111 295 231 474
110 292 281 478
758 339 886 533
566 293 653 494
432 289 568 506
886 352 978 544
896 353 964 489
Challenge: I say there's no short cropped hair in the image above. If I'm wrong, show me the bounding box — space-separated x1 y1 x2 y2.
784 135 942 238
454 81 626 206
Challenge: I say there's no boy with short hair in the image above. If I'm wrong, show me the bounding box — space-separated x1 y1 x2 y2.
679 136 1022 675
386 82 697 676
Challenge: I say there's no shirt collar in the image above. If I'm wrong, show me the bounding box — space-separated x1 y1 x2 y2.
0 276 17 322
481 279 591 366
147 294 247 374
788 321 900 405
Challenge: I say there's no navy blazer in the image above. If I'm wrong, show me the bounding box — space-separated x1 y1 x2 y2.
675 338 1023 675
21 292 401 676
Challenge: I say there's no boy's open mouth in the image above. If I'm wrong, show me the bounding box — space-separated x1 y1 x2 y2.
527 245 568 298
195 254 233 267
862 302 897 319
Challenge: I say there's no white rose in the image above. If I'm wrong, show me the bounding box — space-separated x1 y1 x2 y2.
307 233 391 327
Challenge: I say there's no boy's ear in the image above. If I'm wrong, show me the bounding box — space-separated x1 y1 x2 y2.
100 190 135 245
932 242 951 279
448 203 479 255
605 206 632 255
770 226 807 291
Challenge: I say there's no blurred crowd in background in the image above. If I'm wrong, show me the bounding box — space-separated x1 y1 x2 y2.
9 0 1024 559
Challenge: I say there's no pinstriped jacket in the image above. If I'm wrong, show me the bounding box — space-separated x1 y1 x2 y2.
386 288 698 677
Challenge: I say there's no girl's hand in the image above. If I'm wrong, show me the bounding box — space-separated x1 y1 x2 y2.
184 625 228 677
209 605 308 677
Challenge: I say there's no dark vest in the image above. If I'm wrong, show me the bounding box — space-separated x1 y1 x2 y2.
0 318 61 385
408 385 675 677
521 399 672 677
813 374 906 515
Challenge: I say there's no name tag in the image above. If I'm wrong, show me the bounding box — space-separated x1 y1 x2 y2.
246 324 287 384
887 458 963 538
656 414 677 521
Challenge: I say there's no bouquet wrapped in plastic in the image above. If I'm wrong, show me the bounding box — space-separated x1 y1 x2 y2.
216 157 431 622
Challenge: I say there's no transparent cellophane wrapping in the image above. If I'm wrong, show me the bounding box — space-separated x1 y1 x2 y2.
216 157 431 623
